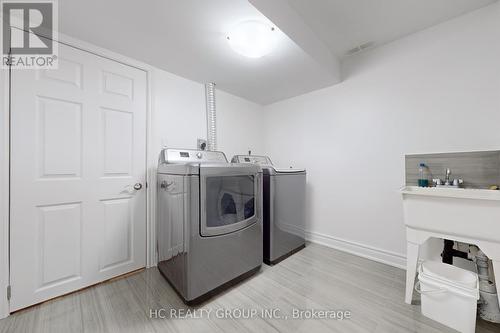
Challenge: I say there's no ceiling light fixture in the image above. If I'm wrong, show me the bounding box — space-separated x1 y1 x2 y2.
226 20 276 58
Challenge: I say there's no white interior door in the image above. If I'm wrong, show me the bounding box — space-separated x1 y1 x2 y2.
10 42 147 311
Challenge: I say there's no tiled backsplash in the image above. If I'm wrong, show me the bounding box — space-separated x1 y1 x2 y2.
405 151 500 189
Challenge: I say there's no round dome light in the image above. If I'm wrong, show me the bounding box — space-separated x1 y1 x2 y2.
227 20 276 58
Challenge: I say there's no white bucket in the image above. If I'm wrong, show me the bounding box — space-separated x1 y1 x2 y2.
416 261 479 333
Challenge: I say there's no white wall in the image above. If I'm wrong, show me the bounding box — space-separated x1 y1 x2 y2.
152 69 265 159
217 90 266 158
263 2 500 266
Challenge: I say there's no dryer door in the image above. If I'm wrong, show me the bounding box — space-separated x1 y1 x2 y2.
200 165 261 237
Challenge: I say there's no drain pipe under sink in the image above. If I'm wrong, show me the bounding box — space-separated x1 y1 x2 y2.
470 246 500 323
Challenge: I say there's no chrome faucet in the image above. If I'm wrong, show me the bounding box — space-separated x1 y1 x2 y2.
432 167 464 188
445 168 452 186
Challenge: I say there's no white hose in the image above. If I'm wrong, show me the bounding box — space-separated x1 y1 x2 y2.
205 83 217 151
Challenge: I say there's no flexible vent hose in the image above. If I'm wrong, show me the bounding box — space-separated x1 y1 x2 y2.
205 83 217 151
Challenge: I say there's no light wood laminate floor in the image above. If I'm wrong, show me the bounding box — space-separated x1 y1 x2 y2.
1 243 499 333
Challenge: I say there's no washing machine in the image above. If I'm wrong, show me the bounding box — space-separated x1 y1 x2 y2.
157 148 263 305
231 155 306 265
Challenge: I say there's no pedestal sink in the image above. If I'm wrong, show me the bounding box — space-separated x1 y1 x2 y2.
401 186 500 306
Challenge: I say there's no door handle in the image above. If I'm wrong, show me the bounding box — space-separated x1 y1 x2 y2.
133 183 143 190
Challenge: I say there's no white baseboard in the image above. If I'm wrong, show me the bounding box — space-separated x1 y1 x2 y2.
305 230 407 269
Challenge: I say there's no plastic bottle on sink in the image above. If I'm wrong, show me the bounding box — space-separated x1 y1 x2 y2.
418 163 429 187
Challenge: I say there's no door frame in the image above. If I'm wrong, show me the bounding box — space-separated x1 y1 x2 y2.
0 28 157 319
0 35 10 320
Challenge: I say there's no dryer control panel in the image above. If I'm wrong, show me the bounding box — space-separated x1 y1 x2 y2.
159 148 228 165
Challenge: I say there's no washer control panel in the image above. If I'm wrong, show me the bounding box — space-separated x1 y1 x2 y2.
231 155 272 165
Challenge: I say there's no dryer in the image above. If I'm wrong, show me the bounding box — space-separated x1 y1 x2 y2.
232 155 306 265
157 149 262 304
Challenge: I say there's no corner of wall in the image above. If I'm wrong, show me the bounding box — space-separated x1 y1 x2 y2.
305 230 407 269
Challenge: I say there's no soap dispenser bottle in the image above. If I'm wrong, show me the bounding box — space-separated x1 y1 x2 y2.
418 163 429 187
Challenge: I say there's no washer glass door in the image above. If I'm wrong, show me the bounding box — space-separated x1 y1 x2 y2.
200 166 260 236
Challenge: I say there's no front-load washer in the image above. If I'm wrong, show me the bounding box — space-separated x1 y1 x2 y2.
157 148 262 305
232 155 306 265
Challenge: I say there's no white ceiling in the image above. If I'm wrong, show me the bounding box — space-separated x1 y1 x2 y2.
58 0 497 105
58 0 339 105
283 0 497 57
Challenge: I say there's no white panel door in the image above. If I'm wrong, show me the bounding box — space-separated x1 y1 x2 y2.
10 42 147 311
